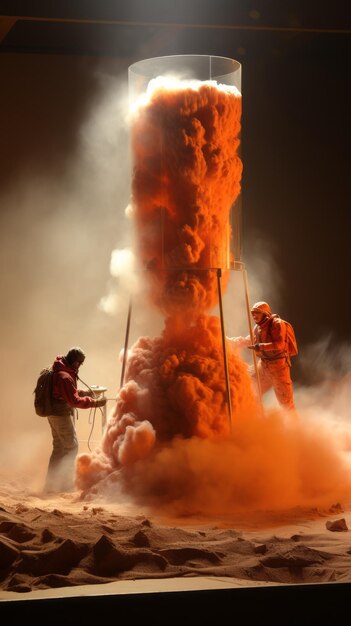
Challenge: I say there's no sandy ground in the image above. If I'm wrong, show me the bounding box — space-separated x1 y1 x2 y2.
1 474 351 602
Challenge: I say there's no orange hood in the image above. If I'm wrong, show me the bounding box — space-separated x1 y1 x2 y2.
250 301 272 316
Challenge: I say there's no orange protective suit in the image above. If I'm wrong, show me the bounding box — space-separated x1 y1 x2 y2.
229 302 295 410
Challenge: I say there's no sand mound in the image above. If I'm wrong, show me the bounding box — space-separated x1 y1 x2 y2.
1 483 351 594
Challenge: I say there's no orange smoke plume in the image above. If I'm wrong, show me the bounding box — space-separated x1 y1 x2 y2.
131 78 242 315
76 314 258 493
76 77 248 497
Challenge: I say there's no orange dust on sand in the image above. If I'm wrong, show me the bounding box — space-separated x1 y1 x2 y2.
76 78 351 520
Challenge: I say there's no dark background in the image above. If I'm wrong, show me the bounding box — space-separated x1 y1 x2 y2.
0 0 350 390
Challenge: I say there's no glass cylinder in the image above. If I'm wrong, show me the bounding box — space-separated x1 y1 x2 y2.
128 55 242 314
129 55 241 102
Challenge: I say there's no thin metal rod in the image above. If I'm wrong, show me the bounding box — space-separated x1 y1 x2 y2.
216 268 232 431
242 266 263 405
120 298 132 388
161 206 165 269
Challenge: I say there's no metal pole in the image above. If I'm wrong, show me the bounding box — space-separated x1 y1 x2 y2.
242 266 263 405
216 268 232 431
120 298 132 388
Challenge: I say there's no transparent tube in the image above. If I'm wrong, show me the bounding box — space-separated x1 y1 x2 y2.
129 55 241 102
129 55 242 273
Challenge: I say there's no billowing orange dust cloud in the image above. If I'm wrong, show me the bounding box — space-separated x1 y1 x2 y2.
76 78 351 518
130 77 242 314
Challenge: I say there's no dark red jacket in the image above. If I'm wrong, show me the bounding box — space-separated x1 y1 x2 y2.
52 355 97 412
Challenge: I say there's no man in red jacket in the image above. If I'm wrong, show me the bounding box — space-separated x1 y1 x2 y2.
44 346 106 493
228 302 295 410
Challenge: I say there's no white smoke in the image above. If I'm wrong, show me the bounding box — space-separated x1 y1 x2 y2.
0 61 134 491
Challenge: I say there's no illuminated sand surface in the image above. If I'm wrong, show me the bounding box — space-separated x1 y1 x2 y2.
1 476 351 596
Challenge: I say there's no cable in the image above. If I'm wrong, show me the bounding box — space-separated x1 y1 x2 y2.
77 374 94 394
77 375 108 451
87 406 96 451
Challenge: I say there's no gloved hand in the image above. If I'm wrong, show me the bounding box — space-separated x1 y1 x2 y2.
78 390 94 397
248 343 260 352
94 398 107 408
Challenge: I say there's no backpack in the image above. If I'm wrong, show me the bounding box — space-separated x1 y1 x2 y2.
33 367 54 417
284 320 298 356
267 317 298 357
275 318 298 357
